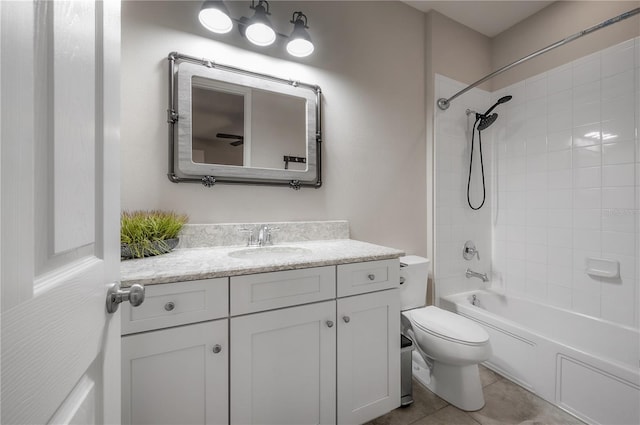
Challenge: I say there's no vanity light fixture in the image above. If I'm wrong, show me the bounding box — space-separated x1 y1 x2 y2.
286 12 314 57
198 1 233 34
198 0 315 57
245 1 276 46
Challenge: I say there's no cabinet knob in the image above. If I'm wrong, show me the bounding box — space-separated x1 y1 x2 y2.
343 316 350 323
368 274 375 281
164 301 175 311
212 344 222 354
326 320 334 328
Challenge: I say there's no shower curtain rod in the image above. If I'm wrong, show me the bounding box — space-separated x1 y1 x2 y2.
437 7 640 111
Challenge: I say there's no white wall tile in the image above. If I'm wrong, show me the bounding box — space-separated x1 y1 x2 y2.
602 187 635 209
548 169 573 189
573 209 601 230
602 231 636 256
573 229 602 252
572 123 601 148
547 266 573 288
602 164 635 187
439 40 638 327
573 188 601 209
547 246 573 267
547 64 572 94
547 284 572 308
573 55 601 86
548 108 572 132
602 140 636 165
602 70 634 101
548 189 573 209
548 227 572 248
601 39 635 77
601 118 636 142
573 166 601 189
573 102 600 127
601 94 635 122
547 130 573 151
573 146 601 168
547 150 572 170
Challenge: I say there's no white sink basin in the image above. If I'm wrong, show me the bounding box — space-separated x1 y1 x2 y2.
227 246 311 260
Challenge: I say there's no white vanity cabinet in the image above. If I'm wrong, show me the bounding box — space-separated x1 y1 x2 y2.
121 319 228 425
121 258 400 425
230 301 337 425
121 278 229 425
337 290 400 424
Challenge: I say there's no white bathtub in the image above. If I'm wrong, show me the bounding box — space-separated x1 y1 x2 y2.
440 290 640 425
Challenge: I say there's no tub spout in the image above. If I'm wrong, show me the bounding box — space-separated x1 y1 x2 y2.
466 268 489 282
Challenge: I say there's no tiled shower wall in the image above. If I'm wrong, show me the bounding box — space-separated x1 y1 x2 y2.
435 38 639 328
491 38 639 328
434 76 492 298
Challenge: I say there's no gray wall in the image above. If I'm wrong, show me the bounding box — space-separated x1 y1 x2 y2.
121 1 427 254
491 1 640 90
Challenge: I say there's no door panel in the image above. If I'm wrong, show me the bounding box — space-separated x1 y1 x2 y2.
337 290 401 425
231 301 336 425
122 320 229 425
0 1 121 424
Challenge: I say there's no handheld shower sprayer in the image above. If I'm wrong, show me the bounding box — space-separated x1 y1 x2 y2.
467 95 512 210
474 95 512 131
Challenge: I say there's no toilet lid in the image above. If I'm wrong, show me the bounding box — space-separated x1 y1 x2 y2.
409 306 489 345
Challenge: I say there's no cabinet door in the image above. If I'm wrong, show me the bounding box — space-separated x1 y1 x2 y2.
337 290 400 425
231 301 336 425
122 320 228 425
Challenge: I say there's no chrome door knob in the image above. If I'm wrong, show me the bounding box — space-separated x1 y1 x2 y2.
368 274 375 280
326 320 334 328
343 316 350 323
212 344 222 354
106 282 145 314
164 301 175 311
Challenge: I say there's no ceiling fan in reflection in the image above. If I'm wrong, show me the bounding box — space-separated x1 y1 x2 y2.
216 133 244 146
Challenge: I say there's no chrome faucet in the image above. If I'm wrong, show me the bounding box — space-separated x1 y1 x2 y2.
466 268 489 282
257 225 279 246
240 225 279 247
257 225 269 246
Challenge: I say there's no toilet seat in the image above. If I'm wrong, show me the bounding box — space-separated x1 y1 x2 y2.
407 306 489 346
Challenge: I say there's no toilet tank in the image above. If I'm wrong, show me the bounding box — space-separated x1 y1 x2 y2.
399 255 430 311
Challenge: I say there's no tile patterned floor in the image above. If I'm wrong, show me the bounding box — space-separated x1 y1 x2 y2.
366 366 585 425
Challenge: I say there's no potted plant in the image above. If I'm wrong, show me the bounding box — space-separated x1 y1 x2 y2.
121 210 188 259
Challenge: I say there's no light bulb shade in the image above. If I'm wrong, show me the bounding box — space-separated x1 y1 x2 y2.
199 1 233 34
245 5 276 46
286 20 314 57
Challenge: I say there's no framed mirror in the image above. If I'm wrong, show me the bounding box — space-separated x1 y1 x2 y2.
167 52 322 189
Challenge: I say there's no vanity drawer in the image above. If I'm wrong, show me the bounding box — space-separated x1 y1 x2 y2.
230 266 336 315
121 278 228 335
337 259 400 297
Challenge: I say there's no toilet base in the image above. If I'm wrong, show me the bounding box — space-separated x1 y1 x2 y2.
411 352 485 411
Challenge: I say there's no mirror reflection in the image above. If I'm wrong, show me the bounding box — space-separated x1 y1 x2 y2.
191 79 307 171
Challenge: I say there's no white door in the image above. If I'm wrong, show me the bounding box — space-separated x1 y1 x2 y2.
230 301 336 425
1 1 121 424
337 290 401 425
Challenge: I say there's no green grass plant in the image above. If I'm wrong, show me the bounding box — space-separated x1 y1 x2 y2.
121 210 188 259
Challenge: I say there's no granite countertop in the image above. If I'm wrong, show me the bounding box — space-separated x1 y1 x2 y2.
120 239 405 286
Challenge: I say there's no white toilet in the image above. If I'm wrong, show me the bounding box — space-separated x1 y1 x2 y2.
399 255 491 411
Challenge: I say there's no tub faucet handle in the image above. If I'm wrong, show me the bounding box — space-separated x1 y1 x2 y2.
463 240 480 260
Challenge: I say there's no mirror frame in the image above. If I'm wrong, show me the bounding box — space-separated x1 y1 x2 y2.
167 52 322 189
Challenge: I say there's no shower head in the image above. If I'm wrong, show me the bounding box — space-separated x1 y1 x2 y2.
477 113 498 131
474 95 512 131
483 95 512 116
